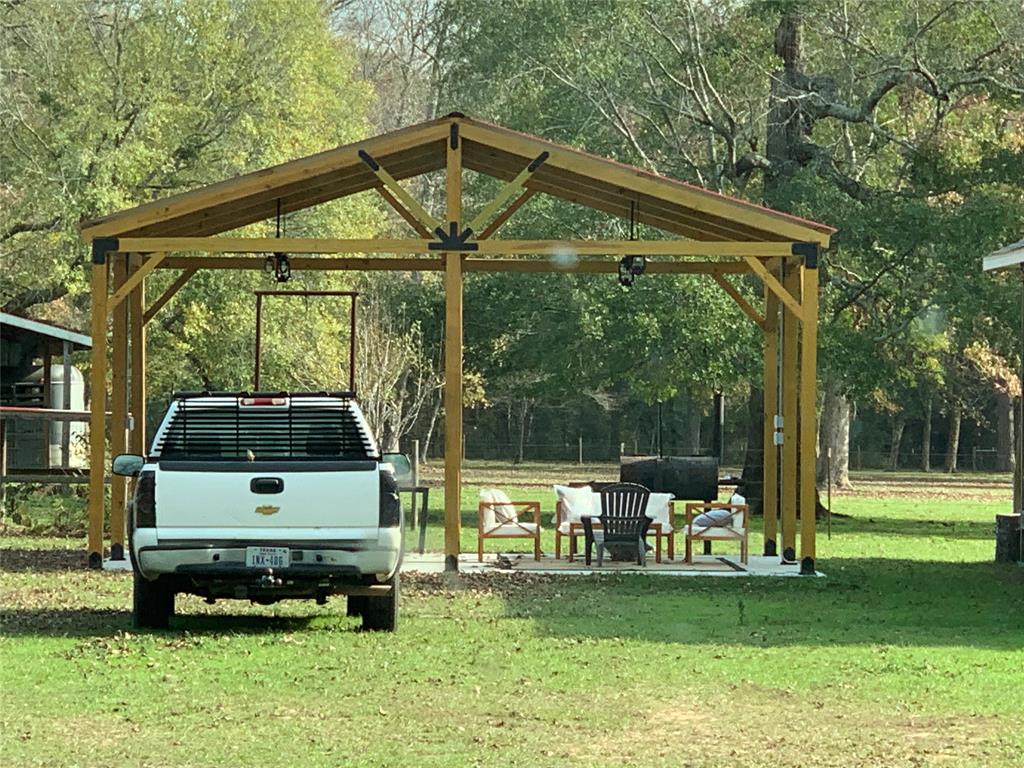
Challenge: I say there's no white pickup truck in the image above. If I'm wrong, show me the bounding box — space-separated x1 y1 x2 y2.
112 392 403 631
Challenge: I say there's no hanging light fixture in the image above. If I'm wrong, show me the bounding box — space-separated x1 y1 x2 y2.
618 201 647 287
264 199 292 283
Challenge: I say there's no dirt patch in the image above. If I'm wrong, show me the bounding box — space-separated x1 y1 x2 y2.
0 548 88 572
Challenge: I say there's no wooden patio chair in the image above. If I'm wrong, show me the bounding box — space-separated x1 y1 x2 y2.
682 501 749 565
582 483 652 567
478 489 542 562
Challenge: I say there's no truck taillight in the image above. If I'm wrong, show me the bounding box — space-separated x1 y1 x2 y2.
240 397 288 407
135 471 156 527
379 471 401 527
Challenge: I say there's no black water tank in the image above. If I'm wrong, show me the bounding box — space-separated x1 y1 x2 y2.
619 455 719 501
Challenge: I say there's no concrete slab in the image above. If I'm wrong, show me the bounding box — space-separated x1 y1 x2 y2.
402 552 822 577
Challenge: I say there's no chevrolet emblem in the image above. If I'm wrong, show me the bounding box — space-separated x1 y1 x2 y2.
255 505 280 516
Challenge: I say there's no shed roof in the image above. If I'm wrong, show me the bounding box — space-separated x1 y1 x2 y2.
0 312 91 350
983 239 1024 272
80 115 834 247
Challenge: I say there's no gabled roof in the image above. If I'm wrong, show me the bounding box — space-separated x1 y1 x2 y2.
80 114 834 246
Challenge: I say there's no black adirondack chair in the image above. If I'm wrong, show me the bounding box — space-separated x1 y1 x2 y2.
582 483 652 566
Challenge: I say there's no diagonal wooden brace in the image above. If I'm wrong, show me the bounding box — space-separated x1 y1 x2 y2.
107 253 165 315
712 273 765 329
358 149 441 235
744 256 804 321
465 152 548 237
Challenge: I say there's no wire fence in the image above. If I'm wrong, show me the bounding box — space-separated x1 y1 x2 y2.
401 438 1016 475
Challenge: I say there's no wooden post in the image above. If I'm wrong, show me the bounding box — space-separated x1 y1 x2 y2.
129 254 147 457
762 273 780 556
109 255 129 560
61 341 72 468
780 260 801 562
799 256 819 574
41 344 52 469
0 421 7 515
443 122 463 571
87 256 109 568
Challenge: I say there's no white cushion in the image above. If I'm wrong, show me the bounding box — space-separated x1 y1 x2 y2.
479 489 497 529
491 489 518 523
644 492 673 528
483 522 539 537
682 524 745 539
553 484 597 526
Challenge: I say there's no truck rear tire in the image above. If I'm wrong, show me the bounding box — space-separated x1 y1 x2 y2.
133 572 174 629
361 575 399 632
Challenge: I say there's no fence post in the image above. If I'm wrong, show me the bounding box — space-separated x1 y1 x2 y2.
412 439 420 485
578 436 583 466
972 446 978 472
620 441 625 457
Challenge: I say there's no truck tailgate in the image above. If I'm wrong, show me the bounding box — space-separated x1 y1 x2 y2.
154 464 378 529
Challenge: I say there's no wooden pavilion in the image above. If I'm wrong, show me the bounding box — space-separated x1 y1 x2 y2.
79 114 834 572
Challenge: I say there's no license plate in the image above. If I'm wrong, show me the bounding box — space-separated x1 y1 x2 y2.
245 546 289 568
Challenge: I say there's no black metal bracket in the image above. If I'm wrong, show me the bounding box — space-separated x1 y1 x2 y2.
357 149 379 172
528 151 549 172
782 546 797 563
450 123 459 150
800 556 816 575
764 539 778 557
92 237 119 265
792 241 819 269
428 221 478 251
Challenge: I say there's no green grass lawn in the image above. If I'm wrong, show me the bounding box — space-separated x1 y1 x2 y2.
1 470 1022 767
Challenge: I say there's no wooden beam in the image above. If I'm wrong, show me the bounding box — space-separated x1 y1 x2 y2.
129 254 147 458
81 120 449 239
762 272 780 556
143 268 197 324
466 154 546 235
360 152 441 234
780 263 802 562
478 189 535 240
744 256 805 320
799 262 819 573
712 273 765 328
109 256 129 560
443 126 463 571
459 120 833 246
87 258 108 568
160 256 441 271
473 240 795 257
106 253 165 314
157 254 750 274
376 186 432 238
118 236 797 258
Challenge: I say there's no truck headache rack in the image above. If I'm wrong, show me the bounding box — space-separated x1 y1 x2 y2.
153 396 378 461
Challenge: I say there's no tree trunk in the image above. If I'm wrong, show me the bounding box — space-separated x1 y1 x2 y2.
421 394 441 463
515 399 528 463
816 381 851 488
686 402 702 454
944 401 962 473
740 10 808 510
996 390 1015 473
921 395 933 472
889 415 905 471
